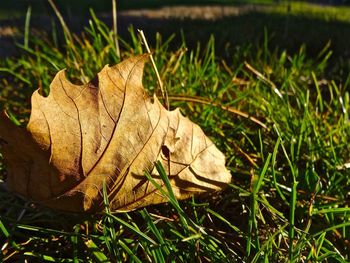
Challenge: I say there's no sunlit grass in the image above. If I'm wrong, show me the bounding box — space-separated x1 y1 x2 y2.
1 5 350 262
266 1 350 22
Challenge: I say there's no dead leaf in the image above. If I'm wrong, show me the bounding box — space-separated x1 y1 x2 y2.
0 55 231 212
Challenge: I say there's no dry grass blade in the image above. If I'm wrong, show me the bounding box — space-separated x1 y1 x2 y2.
138 29 169 110
244 61 283 98
112 0 120 58
169 95 267 129
47 0 72 42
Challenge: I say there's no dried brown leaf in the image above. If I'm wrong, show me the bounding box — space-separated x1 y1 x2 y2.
0 55 231 212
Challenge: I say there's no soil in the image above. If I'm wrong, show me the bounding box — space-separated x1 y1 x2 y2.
120 5 261 20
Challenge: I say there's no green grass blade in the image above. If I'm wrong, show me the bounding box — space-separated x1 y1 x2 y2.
104 213 156 245
85 239 109 263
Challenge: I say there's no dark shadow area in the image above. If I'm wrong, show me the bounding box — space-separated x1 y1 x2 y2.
0 0 272 15
1 9 349 79
2 0 350 11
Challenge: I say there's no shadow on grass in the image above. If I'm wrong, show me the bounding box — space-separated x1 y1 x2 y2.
1 10 350 79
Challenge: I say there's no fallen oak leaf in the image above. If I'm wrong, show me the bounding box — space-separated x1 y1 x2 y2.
0 55 231 212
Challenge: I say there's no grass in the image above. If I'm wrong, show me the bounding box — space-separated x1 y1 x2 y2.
2 1 350 75
1 1 350 21
1 3 350 262
0 0 274 18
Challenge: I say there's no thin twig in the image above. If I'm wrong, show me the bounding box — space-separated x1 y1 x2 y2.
169 95 267 129
112 0 120 58
138 29 169 110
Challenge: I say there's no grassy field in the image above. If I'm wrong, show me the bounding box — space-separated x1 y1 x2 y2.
2 1 350 73
1 0 350 19
0 0 274 18
1 2 350 262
